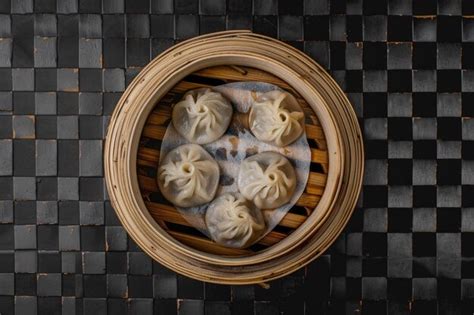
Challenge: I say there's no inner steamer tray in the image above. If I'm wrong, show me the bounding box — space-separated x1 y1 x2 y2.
105 30 364 284
137 65 329 256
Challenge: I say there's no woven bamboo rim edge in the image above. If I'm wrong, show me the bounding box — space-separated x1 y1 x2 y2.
104 31 364 284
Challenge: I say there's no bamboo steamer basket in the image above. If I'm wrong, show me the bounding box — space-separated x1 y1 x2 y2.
104 30 364 284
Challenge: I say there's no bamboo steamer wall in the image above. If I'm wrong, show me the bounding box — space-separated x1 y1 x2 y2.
104 31 364 285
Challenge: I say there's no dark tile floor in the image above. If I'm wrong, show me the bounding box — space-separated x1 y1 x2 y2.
0 0 473 314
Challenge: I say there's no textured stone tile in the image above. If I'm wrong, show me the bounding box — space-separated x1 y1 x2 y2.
15 296 37 315
12 68 34 91
36 201 58 224
57 177 79 200
12 116 35 139
79 39 102 68
57 69 79 92
58 225 80 251
15 251 37 273
0 140 12 176
36 140 57 176
14 225 36 249
82 252 106 274
13 177 36 200
106 226 127 251
57 116 78 139
35 92 56 115
79 93 102 115
34 37 56 68
79 140 103 176
80 201 104 225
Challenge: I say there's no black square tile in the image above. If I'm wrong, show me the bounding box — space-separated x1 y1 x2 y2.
363 93 387 118
387 16 412 41
413 93 437 117
128 275 153 297
413 0 437 15
175 0 198 14
388 70 412 92
102 15 125 37
36 116 57 139
37 225 58 250
388 118 412 140
83 275 106 297
126 0 149 13
463 142 474 160
58 37 79 68
304 16 329 41
347 15 363 42
363 186 388 208
363 233 387 257
346 70 363 92
14 201 36 224
79 177 103 201
35 69 57 92
388 159 413 185
437 208 461 232
199 16 226 35
81 226 105 251
413 185 437 207
0 116 12 139
58 15 79 36
413 233 436 256
363 0 387 14
278 0 302 15
362 258 387 277
12 15 34 36
388 279 412 300
437 159 461 185
12 37 34 67
15 274 37 295
38 251 61 272
363 42 387 70
228 0 251 13
437 70 461 93
388 208 413 232
413 43 437 69
35 0 56 12
437 16 461 43
330 42 345 70
438 117 462 140
151 15 174 38
80 69 102 92
413 140 437 159
79 0 101 13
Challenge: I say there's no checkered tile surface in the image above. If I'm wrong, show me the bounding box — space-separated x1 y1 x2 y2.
0 0 473 314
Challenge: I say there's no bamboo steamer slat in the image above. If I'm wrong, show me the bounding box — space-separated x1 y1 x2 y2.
104 31 364 284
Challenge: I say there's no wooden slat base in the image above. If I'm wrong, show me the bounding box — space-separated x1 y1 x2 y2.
137 65 329 255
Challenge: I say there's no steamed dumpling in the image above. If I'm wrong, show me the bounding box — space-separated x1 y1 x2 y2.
249 90 305 147
238 152 296 209
157 144 220 207
205 193 265 248
172 88 233 144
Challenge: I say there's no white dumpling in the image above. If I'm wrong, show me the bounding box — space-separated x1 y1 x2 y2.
249 90 305 147
157 144 220 207
238 152 296 209
205 193 265 248
172 88 233 144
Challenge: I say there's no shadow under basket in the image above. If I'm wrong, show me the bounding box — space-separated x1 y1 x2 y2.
104 30 364 285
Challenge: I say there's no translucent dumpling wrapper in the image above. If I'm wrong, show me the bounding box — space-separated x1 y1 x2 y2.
205 193 266 248
172 88 233 144
249 90 305 147
157 144 220 208
238 151 297 209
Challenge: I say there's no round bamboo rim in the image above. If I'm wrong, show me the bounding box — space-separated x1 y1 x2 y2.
105 30 364 284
